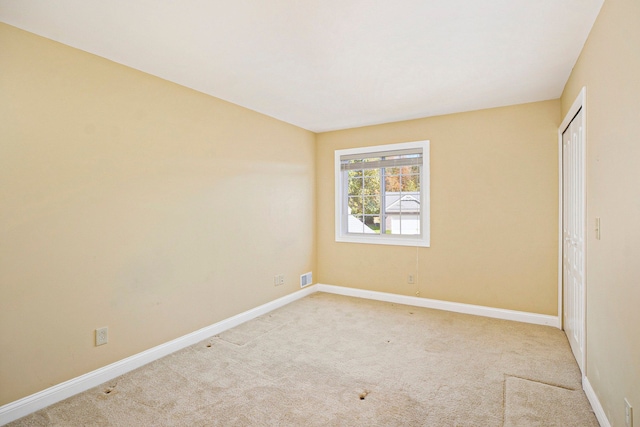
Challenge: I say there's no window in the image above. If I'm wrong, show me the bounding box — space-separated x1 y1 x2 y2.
335 140 430 247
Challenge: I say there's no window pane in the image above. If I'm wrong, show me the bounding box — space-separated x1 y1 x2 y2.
386 191 421 235
398 197 420 214
385 174 401 192
363 195 380 215
348 173 363 197
385 167 400 176
349 169 363 179
386 214 421 235
363 175 380 195
399 216 420 235
348 196 363 215
363 215 379 233
347 215 365 233
400 173 420 192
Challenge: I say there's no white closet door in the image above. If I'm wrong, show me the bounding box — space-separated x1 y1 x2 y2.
562 107 586 373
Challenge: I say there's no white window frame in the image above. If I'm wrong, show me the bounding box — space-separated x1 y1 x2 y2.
334 140 430 247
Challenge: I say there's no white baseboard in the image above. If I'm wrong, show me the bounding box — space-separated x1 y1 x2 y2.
0 282 563 425
316 284 561 328
583 376 611 427
0 285 317 426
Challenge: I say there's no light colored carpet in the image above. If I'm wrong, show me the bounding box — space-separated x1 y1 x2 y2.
8 292 599 426
504 376 598 426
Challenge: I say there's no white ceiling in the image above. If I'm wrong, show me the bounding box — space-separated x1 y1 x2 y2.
0 0 603 132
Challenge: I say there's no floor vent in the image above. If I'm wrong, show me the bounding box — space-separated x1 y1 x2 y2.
300 272 313 288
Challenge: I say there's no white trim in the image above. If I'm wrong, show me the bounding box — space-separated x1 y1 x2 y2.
558 86 588 374
558 111 564 328
559 87 587 133
583 376 611 427
0 285 317 426
334 233 429 247
316 284 561 328
334 140 431 248
0 282 565 425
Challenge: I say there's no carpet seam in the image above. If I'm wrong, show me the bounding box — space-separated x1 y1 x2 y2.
504 374 576 391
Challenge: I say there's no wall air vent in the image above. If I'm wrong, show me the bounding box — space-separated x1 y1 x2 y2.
300 272 313 288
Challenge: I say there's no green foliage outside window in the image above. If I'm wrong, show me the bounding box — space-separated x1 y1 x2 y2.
347 166 420 217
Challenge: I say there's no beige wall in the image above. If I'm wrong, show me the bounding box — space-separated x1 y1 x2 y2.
0 23 316 405
561 0 640 425
317 100 561 315
9 7 627 415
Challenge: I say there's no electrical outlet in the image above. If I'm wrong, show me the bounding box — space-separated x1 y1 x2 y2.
625 398 633 427
96 327 108 346
408 274 415 284
274 274 284 286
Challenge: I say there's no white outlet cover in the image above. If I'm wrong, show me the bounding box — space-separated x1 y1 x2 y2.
96 327 108 346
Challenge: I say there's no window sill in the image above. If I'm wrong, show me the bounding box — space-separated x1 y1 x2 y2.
335 234 430 247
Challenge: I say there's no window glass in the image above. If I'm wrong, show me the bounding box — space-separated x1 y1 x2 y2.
335 141 430 247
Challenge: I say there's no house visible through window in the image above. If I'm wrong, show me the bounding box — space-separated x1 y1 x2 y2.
335 140 430 247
